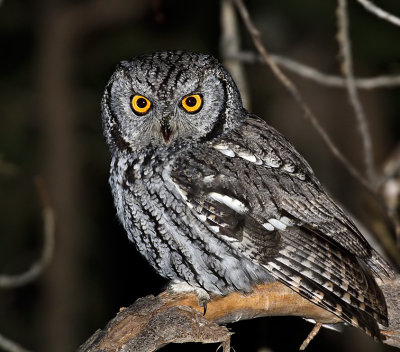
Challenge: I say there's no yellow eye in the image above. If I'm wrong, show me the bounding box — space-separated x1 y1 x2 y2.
131 95 151 115
181 94 203 113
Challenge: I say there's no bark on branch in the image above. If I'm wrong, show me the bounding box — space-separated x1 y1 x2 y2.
78 277 400 351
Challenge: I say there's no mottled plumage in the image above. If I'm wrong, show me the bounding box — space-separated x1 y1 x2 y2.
101 51 393 340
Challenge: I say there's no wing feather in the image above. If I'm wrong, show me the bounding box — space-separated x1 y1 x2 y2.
170 116 392 339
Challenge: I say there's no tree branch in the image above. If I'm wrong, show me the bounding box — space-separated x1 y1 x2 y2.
0 179 53 352
220 0 250 109
355 0 400 27
380 146 400 246
0 333 31 352
228 51 400 90
231 0 374 194
337 0 376 184
78 277 400 351
299 322 323 351
0 178 55 288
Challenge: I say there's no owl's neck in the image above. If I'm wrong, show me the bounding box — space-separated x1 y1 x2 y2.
113 137 198 162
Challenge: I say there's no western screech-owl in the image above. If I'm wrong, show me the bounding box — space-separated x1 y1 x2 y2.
101 50 393 340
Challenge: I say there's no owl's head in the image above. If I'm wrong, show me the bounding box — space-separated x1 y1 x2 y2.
101 51 245 155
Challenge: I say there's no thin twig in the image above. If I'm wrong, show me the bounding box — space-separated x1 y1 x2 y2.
0 178 55 288
228 51 400 90
220 0 250 109
337 0 376 185
299 322 323 350
232 0 373 193
380 146 400 246
355 0 400 27
0 333 31 352
379 146 400 187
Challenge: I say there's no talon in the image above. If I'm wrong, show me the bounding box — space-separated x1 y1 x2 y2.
203 301 208 316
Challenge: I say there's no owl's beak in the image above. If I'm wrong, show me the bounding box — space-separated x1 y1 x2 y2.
161 123 171 144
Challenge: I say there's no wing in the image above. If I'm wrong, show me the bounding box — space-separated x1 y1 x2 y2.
171 116 389 339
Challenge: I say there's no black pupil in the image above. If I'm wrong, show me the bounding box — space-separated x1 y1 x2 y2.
185 96 197 107
137 97 147 109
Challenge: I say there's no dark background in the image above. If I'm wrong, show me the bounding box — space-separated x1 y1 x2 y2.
0 1 399 351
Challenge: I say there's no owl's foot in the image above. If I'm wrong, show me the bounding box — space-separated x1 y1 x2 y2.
167 279 210 315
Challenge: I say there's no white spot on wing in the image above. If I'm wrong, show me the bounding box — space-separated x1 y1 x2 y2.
268 218 287 230
218 148 235 157
203 175 215 183
213 144 235 157
279 216 294 226
220 234 239 243
237 151 259 164
263 155 281 168
213 143 229 150
262 222 275 231
197 214 207 222
283 162 295 173
208 192 247 214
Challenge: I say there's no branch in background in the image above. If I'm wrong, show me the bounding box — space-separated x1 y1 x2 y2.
355 0 400 27
0 334 31 352
220 0 250 109
381 146 400 246
229 51 400 90
78 278 400 351
0 178 54 352
232 0 400 268
337 0 376 184
0 178 55 288
231 0 373 194
300 322 323 351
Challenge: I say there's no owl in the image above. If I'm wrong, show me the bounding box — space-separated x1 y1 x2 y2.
101 51 393 340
